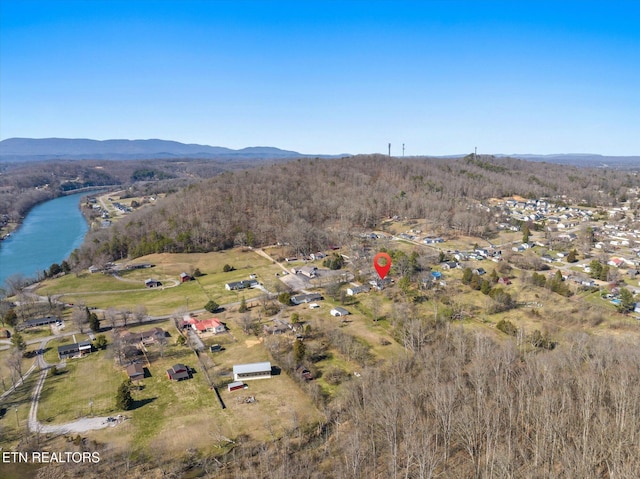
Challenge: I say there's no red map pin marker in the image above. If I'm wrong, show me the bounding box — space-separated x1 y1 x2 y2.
373 252 392 280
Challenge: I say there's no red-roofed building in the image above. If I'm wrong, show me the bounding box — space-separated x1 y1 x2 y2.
192 317 225 334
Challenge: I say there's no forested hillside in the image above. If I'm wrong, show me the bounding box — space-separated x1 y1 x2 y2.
75 154 639 267
213 327 640 478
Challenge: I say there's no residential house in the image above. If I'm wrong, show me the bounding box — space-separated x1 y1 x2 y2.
225 279 258 291
291 293 323 305
330 307 350 317
145 278 162 288
296 265 318 278
120 327 166 345
57 340 92 360
608 257 625 268
19 316 58 330
126 363 145 381
346 285 370 296
263 321 289 335
192 318 225 334
166 364 190 381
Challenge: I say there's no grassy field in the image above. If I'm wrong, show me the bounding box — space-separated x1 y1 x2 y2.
37 349 122 423
0 371 40 448
25 314 323 459
35 249 282 316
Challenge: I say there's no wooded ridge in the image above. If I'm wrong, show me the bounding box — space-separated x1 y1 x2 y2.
74 154 639 266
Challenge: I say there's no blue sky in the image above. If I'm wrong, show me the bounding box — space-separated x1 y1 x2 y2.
1 0 638 156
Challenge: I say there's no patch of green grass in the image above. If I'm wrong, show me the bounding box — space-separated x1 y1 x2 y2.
35 249 283 316
0 372 41 449
37 351 121 423
37 272 146 295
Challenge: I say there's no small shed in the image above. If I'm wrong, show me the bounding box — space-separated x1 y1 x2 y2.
330 307 350 317
180 272 192 283
227 381 246 392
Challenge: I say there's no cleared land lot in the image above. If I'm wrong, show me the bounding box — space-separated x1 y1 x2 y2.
37 250 282 315
30 317 322 458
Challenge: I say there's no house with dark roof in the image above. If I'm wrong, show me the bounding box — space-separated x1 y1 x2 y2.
57 340 92 360
19 316 58 330
167 364 190 381
120 327 165 345
291 293 323 305
126 363 145 381
145 278 162 288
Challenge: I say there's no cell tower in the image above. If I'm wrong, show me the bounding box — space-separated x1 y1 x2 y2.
388 143 391 157
402 144 405 157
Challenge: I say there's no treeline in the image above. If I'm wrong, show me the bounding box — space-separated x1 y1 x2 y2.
40 327 640 479
0 157 240 224
73 154 639 267
212 328 640 478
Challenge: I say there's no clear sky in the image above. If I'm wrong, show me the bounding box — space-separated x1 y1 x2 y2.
1 0 638 156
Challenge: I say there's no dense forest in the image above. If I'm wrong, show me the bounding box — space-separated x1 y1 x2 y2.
33 326 640 479
220 327 640 478
0 156 266 224
72 154 639 268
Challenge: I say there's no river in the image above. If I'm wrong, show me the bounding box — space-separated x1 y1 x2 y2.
0 191 94 289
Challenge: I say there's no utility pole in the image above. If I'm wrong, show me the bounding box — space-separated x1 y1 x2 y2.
402 144 405 157
474 146 477 159
388 143 391 157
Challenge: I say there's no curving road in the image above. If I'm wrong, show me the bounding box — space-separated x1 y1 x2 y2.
26 337 121 434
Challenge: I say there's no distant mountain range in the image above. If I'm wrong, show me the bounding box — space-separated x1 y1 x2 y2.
0 138 636 167
495 153 640 168
0 137 347 162
433 152 639 168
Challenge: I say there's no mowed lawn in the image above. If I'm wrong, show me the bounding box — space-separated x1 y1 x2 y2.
37 350 122 423
116 324 321 456
34 249 281 316
33 318 323 458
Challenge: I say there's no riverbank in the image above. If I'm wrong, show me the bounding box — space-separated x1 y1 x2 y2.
0 190 114 288
0 185 118 241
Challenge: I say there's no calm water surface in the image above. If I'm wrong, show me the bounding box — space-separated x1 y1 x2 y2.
0 191 92 288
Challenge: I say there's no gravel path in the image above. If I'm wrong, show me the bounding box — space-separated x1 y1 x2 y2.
25 338 122 434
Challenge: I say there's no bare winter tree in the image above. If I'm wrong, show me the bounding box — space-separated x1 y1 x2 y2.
133 304 148 325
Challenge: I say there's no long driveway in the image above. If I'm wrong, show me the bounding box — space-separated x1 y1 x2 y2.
25 337 119 434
